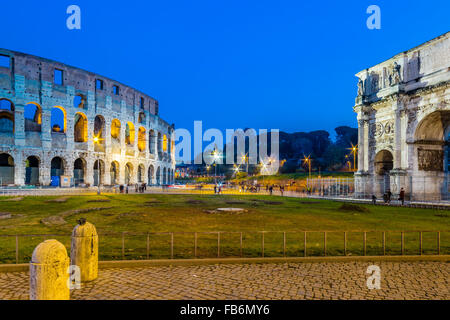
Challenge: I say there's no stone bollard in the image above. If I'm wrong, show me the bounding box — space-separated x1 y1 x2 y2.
70 218 98 282
30 239 70 300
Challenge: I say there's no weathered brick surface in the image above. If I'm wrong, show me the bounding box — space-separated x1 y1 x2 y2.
1 262 448 300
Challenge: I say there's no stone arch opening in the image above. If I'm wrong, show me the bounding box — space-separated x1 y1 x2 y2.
94 115 106 151
125 162 133 185
375 150 393 195
149 130 156 154
157 132 162 154
74 112 88 142
51 106 66 133
163 167 167 185
0 98 14 134
111 119 121 140
25 156 40 185
148 164 154 185
0 153 14 185
74 158 86 186
163 134 168 152
94 115 105 140
138 127 146 152
156 166 160 185
50 157 65 186
125 122 135 145
93 159 105 186
414 111 450 143
137 164 145 183
74 94 86 109
24 102 42 132
414 110 450 173
110 161 119 185
138 112 146 124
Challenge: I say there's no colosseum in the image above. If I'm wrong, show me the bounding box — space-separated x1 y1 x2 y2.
0 49 175 187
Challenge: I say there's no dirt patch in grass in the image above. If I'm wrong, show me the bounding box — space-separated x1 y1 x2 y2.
186 199 205 205
45 197 70 203
119 212 148 218
337 203 370 213
0 197 24 202
41 215 67 226
0 212 11 219
298 201 320 205
250 199 283 205
225 201 246 204
87 199 111 203
60 206 115 217
434 213 448 218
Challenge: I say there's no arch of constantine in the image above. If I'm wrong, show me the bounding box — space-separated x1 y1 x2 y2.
354 32 449 201
0 49 175 187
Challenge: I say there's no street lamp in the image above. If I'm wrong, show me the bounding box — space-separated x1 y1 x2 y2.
93 135 101 195
302 154 312 181
347 143 358 172
211 149 220 184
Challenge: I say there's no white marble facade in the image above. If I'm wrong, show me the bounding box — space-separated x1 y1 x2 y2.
354 32 450 201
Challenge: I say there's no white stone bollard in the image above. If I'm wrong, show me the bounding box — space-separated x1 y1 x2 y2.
70 218 98 282
30 239 70 300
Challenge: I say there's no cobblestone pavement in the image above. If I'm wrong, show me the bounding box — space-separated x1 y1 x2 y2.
0 262 448 300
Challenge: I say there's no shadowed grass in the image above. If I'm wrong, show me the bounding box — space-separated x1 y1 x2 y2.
0 194 448 263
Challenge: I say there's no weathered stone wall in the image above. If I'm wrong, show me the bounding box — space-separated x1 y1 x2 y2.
0 49 175 186
354 32 450 200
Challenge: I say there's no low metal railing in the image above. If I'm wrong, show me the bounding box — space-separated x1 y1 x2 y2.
1 230 448 264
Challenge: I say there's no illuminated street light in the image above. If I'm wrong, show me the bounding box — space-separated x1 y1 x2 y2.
302 154 312 181
347 143 358 172
92 136 101 195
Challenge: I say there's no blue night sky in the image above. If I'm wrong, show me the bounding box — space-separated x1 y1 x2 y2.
1 0 448 139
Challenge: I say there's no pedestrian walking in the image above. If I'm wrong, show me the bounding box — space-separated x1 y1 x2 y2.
399 188 405 205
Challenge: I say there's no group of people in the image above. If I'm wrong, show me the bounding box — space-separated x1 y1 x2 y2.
214 184 222 194
118 183 147 194
266 184 285 196
371 187 405 205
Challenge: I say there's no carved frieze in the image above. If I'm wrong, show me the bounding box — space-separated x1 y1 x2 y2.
417 148 443 171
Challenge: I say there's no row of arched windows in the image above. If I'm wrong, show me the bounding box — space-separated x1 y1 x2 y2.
0 152 174 186
0 98 173 155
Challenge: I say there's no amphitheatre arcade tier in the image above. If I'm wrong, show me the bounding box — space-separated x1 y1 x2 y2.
0 49 175 187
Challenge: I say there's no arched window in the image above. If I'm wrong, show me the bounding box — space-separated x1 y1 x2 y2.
93 160 105 186
163 135 168 152
25 156 40 185
110 161 119 185
156 167 160 185
50 157 65 186
24 102 42 132
125 162 133 184
74 94 86 109
0 99 14 133
51 106 66 133
138 112 146 124
0 153 14 185
111 119 121 140
74 158 86 186
138 164 144 183
74 112 88 142
126 122 135 145
138 127 146 152
157 132 162 153
149 130 155 154
148 165 154 185
94 115 105 142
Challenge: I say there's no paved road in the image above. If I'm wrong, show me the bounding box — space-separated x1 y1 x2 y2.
0 261 448 300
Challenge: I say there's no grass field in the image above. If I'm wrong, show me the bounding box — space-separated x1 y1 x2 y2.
0 193 448 263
